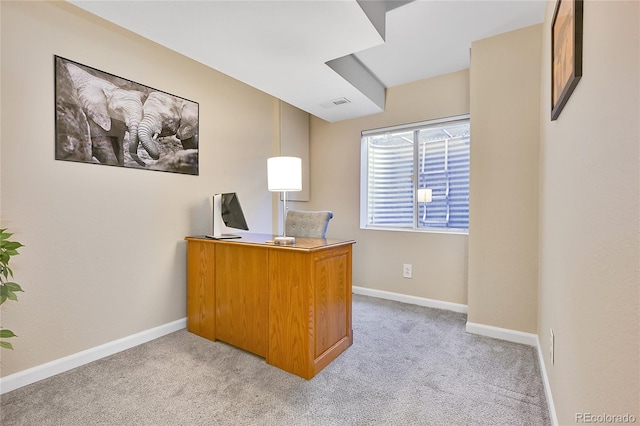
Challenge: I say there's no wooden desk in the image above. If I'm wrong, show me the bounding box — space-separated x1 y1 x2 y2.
185 234 354 379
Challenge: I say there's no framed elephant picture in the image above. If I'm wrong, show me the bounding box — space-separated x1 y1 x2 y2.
54 56 199 175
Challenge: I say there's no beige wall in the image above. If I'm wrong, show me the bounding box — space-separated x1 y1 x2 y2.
538 0 639 422
3 2 638 421
307 70 469 305
0 1 276 376
467 24 543 333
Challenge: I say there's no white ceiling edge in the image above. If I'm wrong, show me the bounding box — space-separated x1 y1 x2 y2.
355 0 548 87
68 0 387 122
66 0 547 122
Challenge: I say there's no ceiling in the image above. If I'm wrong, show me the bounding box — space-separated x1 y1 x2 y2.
69 0 547 122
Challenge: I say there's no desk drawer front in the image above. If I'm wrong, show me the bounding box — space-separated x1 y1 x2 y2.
215 244 269 357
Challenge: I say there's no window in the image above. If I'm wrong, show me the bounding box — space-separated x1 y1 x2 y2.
360 115 470 233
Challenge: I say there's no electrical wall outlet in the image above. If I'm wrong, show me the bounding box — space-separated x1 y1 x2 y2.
403 264 412 278
550 329 555 365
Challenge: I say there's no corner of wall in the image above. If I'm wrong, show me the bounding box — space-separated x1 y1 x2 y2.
467 24 542 334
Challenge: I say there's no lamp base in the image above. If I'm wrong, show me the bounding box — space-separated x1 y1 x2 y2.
274 236 296 245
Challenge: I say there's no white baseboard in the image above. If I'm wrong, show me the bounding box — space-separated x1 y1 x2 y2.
466 322 557 425
0 318 186 395
465 321 538 346
352 286 468 314
535 336 559 426
352 287 556 423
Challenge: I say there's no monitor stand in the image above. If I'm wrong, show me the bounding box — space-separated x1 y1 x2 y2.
209 194 242 240
205 234 241 240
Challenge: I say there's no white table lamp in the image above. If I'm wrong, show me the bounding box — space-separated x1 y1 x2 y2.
268 156 302 244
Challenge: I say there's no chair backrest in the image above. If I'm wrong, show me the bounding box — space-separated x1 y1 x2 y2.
285 210 333 238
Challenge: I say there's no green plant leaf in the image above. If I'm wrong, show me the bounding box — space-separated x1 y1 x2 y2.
1 283 22 300
0 228 23 347
4 282 23 292
2 267 14 279
5 291 18 301
0 329 17 338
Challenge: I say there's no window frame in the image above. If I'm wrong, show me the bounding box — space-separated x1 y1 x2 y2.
360 114 470 235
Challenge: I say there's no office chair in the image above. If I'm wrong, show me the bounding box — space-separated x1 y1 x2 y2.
285 210 333 238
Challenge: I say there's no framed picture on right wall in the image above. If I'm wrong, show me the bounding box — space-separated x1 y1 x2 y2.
551 0 583 120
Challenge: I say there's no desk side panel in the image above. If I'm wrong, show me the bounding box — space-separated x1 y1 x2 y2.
187 240 216 341
314 245 352 358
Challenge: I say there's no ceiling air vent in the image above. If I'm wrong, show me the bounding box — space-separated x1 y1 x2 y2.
320 97 351 108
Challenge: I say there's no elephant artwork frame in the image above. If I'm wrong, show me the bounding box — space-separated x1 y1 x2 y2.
54 56 199 175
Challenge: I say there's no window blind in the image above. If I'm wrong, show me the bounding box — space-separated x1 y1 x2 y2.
362 116 470 231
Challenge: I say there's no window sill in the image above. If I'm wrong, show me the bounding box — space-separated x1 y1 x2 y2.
360 226 468 236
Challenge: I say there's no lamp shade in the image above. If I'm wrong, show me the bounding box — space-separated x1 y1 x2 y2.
267 156 302 192
417 188 433 203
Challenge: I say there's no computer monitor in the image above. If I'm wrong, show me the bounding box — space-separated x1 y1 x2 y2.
207 192 249 239
220 192 249 231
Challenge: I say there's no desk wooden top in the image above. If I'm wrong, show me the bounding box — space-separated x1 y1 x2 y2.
186 233 355 251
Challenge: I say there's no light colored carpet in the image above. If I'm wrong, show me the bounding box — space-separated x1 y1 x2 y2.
1 294 550 425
